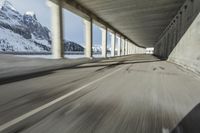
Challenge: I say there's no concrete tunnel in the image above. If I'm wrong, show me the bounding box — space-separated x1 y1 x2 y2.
0 0 200 132
48 0 200 73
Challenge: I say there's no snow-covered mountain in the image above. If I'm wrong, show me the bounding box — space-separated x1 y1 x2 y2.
92 45 102 53
0 0 84 52
92 45 112 54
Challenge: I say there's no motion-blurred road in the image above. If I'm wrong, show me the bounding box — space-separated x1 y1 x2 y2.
0 55 200 133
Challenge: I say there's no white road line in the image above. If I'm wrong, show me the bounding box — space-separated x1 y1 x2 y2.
0 66 124 132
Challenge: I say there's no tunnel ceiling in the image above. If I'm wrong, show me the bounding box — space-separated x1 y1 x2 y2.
75 0 185 47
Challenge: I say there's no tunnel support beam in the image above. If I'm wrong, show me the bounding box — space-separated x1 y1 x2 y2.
131 44 133 54
128 42 130 55
111 33 116 57
120 37 123 56
117 37 121 56
125 39 128 55
132 45 134 54
48 0 64 59
130 43 132 55
84 18 93 58
101 28 107 58
121 37 125 56
129 44 131 55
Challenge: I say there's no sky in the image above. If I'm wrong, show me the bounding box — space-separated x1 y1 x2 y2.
8 0 112 46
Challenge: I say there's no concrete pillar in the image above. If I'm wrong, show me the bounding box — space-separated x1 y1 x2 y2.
120 37 123 56
124 39 126 55
133 45 136 54
111 33 116 57
127 41 130 55
48 0 64 59
84 18 93 58
123 39 126 55
117 37 121 56
121 38 124 56
125 39 128 55
127 41 129 55
136 47 138 54
101 28 107 58
132 45 134 54
130 43 133 54
126 40 129 55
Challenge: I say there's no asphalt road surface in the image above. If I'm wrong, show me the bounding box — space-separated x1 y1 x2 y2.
0 55 200 133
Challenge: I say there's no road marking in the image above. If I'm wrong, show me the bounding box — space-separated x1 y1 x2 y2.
0 66 124 132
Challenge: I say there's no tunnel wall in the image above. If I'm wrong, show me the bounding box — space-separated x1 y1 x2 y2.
154 0 200 73
168 12 200 73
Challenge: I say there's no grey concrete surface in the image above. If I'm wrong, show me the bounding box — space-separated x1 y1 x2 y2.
0 55 200 133
168 13 200 74
154 0 200 58
65 0 185 47
0 54 101 84
154 0 200 74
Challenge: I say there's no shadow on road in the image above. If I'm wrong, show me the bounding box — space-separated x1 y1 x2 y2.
73 59 161 70
0 57 161 85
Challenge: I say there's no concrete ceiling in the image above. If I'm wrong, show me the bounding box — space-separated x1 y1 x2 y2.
74 0 185 47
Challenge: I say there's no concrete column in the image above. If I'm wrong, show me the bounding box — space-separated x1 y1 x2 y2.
132 45 135 54
48 0 64 59
126 40 128 55
131 45 133 54
111 33 116 57
101 28 107 58
84 18 93 58
121 38 124 56
117 37 121 56
119 37 123 56
127 41 129 55
125 39 128 55
123 39 126 55
130 44 133 54
127 41 130 55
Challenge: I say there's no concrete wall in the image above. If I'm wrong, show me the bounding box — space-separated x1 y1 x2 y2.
154 0 200 73
168 13 200 73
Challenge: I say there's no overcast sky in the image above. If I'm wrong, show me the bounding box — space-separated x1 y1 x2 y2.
8 0 111 46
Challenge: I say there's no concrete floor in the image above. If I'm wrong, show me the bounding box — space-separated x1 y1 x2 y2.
0 54 97 84
0 55 200 133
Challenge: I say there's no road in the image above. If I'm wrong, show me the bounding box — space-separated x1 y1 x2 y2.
0 55 200 133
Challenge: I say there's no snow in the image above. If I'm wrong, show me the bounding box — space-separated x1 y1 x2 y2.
16 54 109 59
0 1 22 26
0 28 44 52
25 11 35 17
16 54 86 59
25 11 37 20
0 0 3 8
92 45 102 52
2 0 16 11
0 0 85 58
32 34 51 47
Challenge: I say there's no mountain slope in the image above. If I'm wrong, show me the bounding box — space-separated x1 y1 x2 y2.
0 0 84 52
